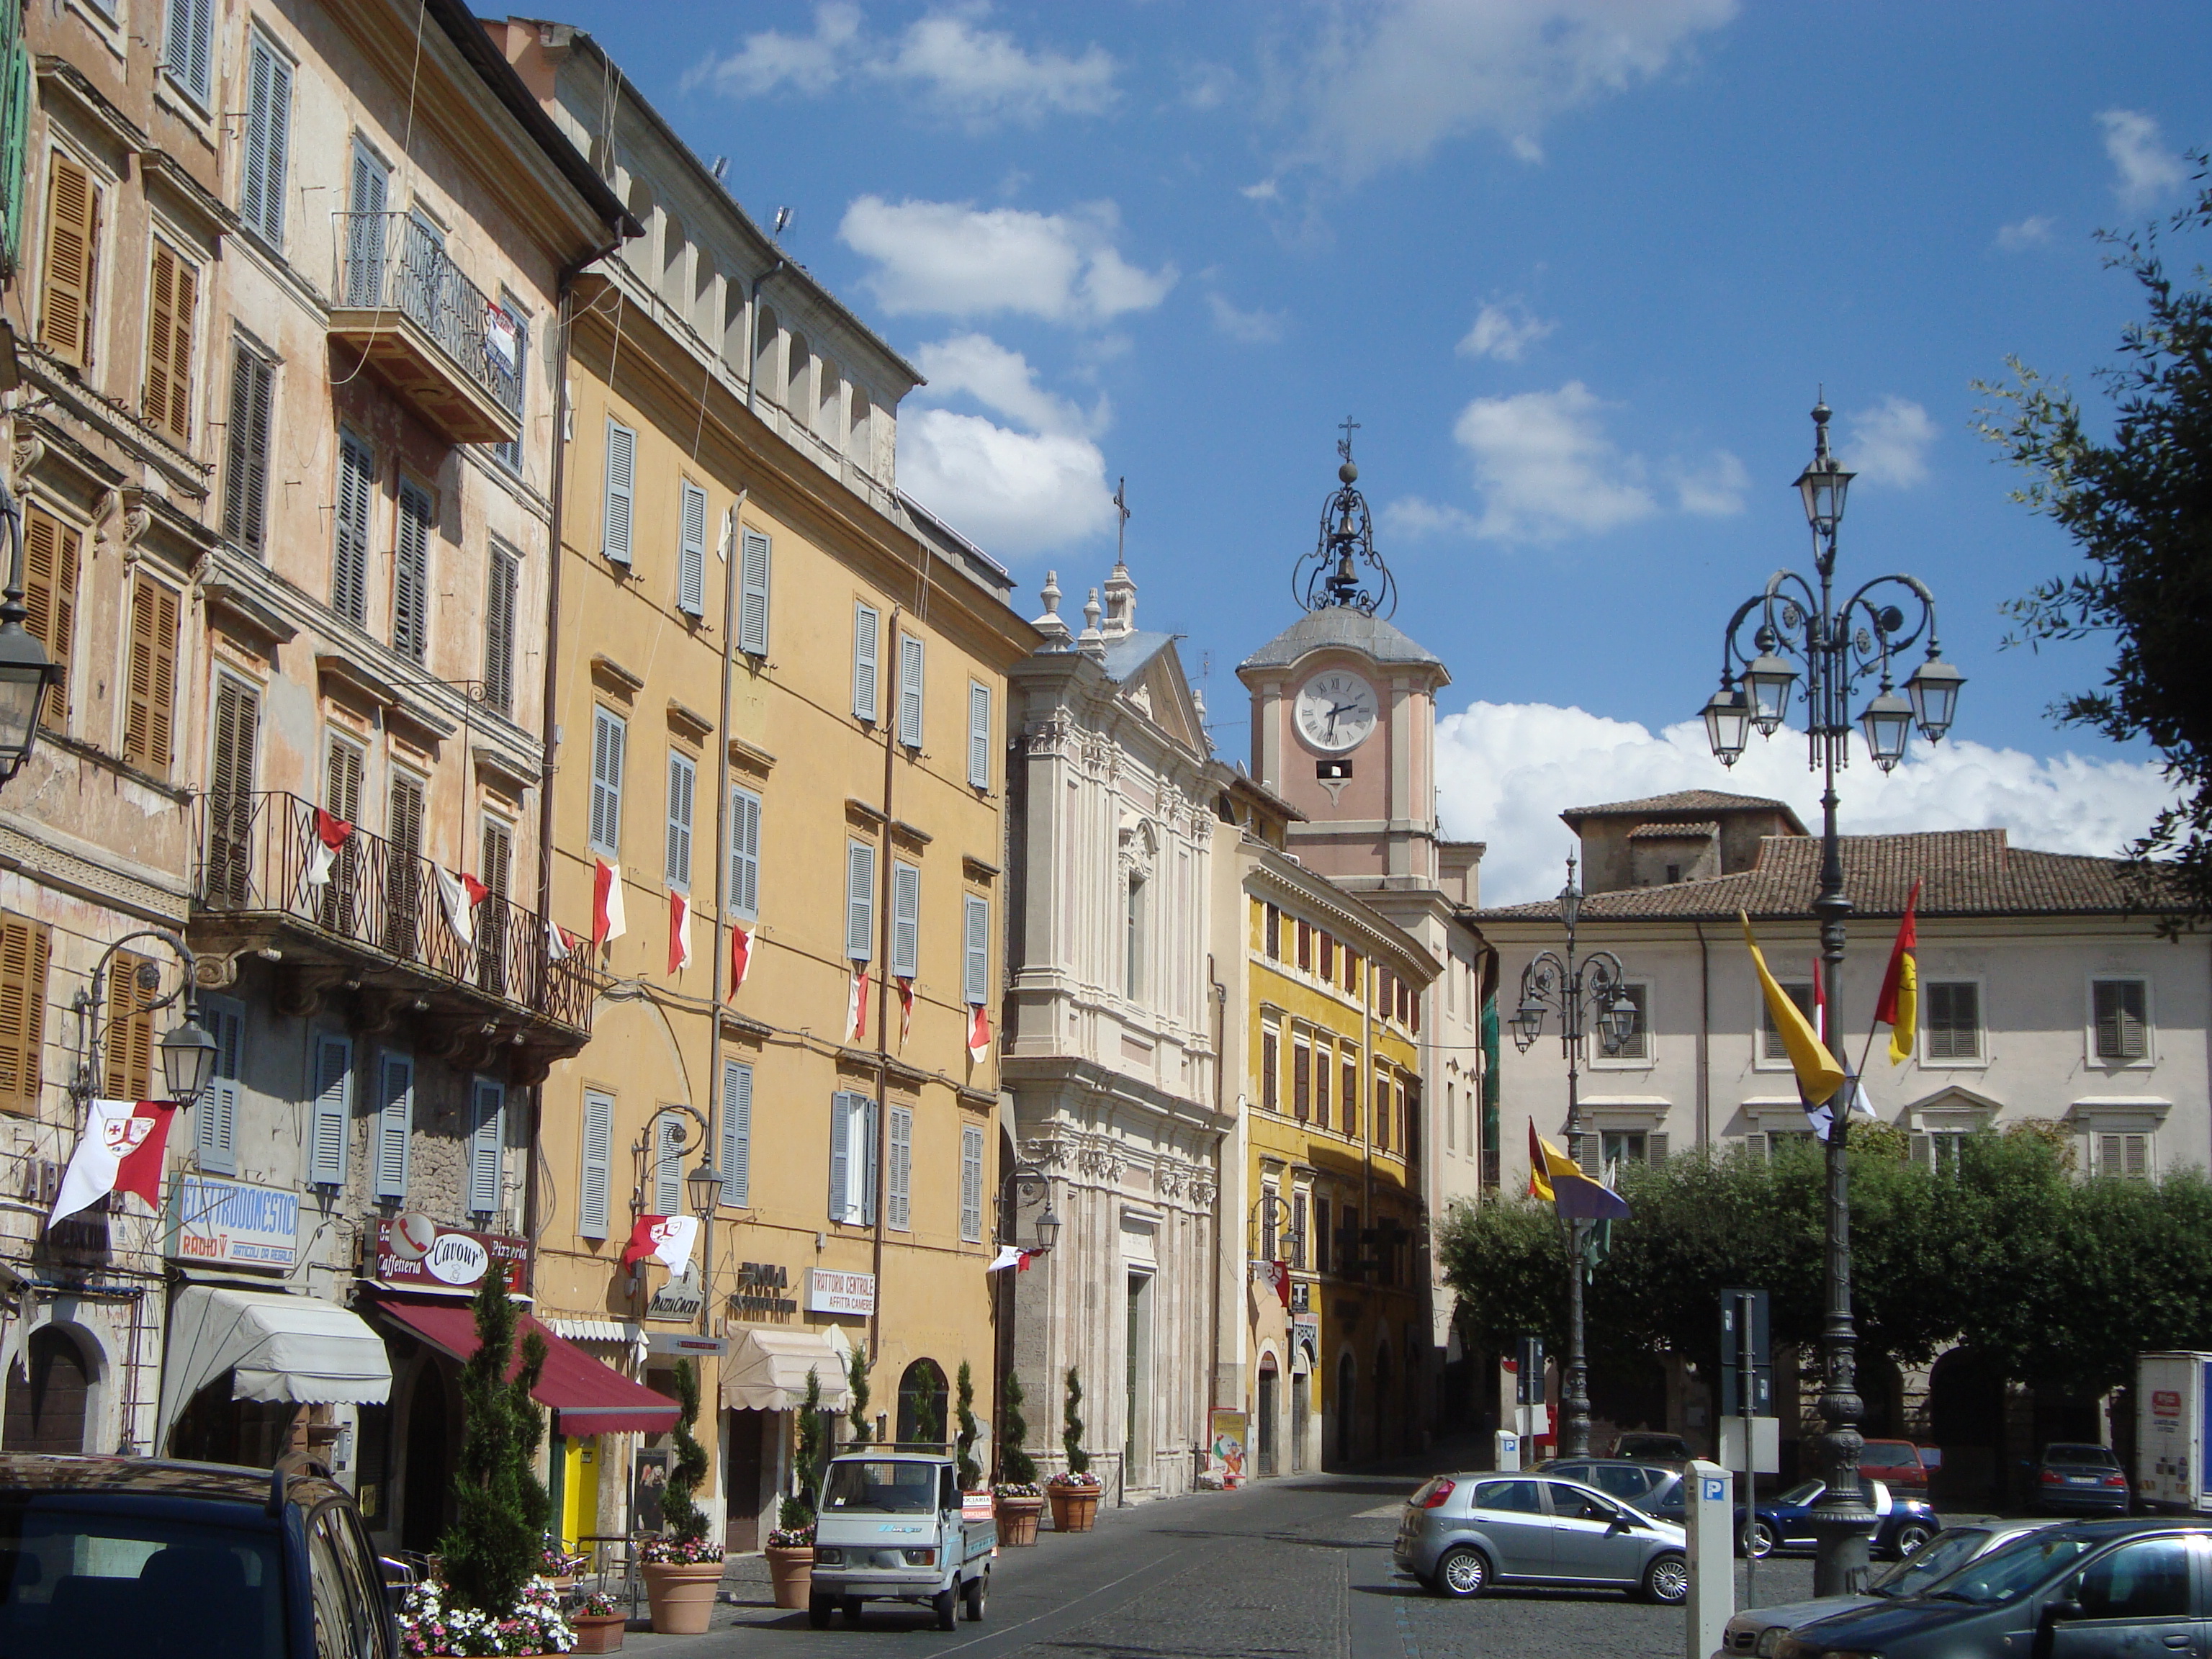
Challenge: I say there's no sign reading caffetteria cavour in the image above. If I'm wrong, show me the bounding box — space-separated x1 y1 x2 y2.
372 1213 531 1292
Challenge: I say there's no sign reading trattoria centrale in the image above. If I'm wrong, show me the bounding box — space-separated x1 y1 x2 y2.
806 1268 876 1316
373 1215 531 1293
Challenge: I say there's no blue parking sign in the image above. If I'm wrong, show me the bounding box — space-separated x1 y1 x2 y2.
1701 1476 1727 1503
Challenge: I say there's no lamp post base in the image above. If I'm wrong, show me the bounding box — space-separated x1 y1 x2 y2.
1807 1505 1877 1598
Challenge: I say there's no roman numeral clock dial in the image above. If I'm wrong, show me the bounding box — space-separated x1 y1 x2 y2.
1294 673 1377 754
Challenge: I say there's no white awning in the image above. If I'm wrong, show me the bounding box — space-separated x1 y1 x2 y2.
158 1287 393 1447
721 1325 852 1412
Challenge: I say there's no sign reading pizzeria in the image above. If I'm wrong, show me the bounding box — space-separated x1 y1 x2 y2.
374 1215 530 1294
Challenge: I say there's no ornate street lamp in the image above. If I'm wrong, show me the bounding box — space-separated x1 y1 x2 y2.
0 477 57 785
685 1155 723 1218
158 1014 218 1107
1698 396 1966 1596
71 930 215 1110
1702 683 1751 765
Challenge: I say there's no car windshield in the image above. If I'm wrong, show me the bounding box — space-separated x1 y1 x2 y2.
1775 1481 1825 1507
1869 1527 1990 1597
1930 1531 2098 1604
823 1461 938 1514
0 1497 286 1659
2044 1445 2118 1467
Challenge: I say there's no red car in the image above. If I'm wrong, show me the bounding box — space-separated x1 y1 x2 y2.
1858 1439 1930 1494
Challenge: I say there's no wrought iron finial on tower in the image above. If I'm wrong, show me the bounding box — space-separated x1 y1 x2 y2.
1293 418 1395 617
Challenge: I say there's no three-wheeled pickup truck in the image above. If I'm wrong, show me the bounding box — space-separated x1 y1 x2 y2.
808 1451 997 1629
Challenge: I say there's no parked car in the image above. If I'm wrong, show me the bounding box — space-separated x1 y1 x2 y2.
1537 1458 1688 1523
0 1452 395 1659
1772 1519 2206 1659
1395 1473 1689 1603
1611 1431 1694 1463
1745 1476 1939 1560
1856 1438 1930 1494
1712 1519 2049 1657
2028 1442 2132 1515
809 1452 995 1629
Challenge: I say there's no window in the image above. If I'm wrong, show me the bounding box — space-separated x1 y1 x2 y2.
469 1078 505 1216
122 574 179 775
392 480 431 662
0 913 50 1116
846 840 876 963
343 142 387 307
483 541 518 716
887 1104 912 1231
1297 920 1311 972
890 861 920 981
2094 1130 2152 1180
968 682 992 789
143 242 197 444
601 419 635 563
1125 874 1146 1000
1604 984 1650 1061
102 950 154 1097
205 677 259 906
40 152 99 367
963 894 989 1007
240 33 292 245
332 432 372 626
197 995 241 1174
960 1123 984 1243
307 1033 351 1187
2074 1537 2192 1621
490 296 526 472
738 528 771 655
1319 932 1334 981
588 707 624 856
1264 904 1280 960
1341 1056 1358 1140
1759 980 1816 1064
163 0 212 104
897 633 924 748
2093 979 2149 1062
22 505 79 732
677 480 706 616
1292 1036 1311 1121
477 817 513 995
1291 1192 1307 1269
664 750 695 890
828 1090 878 1226
1601 1130 1668 1168
1913 1128 1969 1177
1924 981 1982 1061
222 343 275 554
1260 1184 1278 1259
579 1089 613 1238
721 1059 752 1209
1261 1022 1279 1112
1314 1042 1331 1130
852 601 879 723
372 1051 413 1200
1374 1069 1390 1151
727 785 761 922
652 1110 683 1215
383 772 424 956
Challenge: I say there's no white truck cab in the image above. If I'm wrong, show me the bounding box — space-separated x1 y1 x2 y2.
808 1452 997 1629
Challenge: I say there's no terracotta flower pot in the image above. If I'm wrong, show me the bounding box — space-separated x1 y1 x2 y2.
763 1544 815 1610
1047 1484 1100 1532
997 1496 1043 1546
572 1613 626 1654
642 1559 723 1635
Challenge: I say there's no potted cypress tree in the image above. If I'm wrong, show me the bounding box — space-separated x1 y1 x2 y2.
640 1357 724 1633
765 1366 823 1610
954 1360 984 1496
1046 1367 1100 1533
992 1369 1043 1546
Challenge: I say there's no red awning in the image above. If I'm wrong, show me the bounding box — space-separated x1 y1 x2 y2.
374 1298 679 1437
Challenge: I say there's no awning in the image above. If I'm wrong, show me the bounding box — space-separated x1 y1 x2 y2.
375 1297 679 1436
158 1287 393 1449
722 1325 853 1412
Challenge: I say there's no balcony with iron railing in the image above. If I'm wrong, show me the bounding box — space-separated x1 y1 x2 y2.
328 212 523 446
192 791 595 1081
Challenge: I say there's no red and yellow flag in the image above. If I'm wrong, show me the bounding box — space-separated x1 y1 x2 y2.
1875 880 1921 1066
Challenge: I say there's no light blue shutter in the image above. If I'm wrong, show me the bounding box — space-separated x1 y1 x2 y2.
602 420 634 563
828 1092 851 1223
678 481 706 616
722 1059 752 1209
968 683 991 789
332 435 372 625
197 997 241 1177
373 1053 413 1200
888 1105 912 1231
851 602 878 722
241 35 290 245
898 634 924 749
960 1123 984 1243
963 894 989 1007
738 529 771 656
860 1100 878 1227
665 751 695 889
654 1112 683 1215
846 840 876 963
891 861 920 980
166 0 212 104
393 481 431 663
589 707 624 855
345 144 388 307
307 1033 351 1187
468 1077 504 1215
728 786 760 921
580 1090 612 1238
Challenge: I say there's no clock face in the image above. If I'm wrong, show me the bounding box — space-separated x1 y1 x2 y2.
1295 672 1378 754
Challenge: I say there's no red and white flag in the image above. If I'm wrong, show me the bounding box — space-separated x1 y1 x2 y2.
986 1244 1034 1273
668 890 693 975
592 858 625 947
896 978 914 1047
50 1099 177 1227
727 922 752 997
619 1213 700 1277
302 809 354 896
436 867 490 950
546 920 577 963
848 967 870 1043
968 1004 991 1064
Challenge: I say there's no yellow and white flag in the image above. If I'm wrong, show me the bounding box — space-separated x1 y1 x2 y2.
1741 912 1845 1107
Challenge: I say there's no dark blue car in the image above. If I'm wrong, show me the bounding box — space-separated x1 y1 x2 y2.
1745 1476 1940 1561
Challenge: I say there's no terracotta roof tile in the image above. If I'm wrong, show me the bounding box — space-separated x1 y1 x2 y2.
1560 789 1799 822
1627 820 1719 840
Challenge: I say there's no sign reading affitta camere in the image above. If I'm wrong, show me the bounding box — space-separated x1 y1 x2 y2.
372 1215 531 1293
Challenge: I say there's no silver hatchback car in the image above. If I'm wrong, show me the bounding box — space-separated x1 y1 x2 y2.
1395 1473 1691 1602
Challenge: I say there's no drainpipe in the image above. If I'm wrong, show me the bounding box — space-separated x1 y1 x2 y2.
1208 954 1225 1423
1694 920 1712 1149
703 488 750 1354
868 607 902 1367
744 261 786 421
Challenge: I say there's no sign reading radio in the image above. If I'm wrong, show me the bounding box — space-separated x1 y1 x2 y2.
166 1175 301 1268
373 1214 531 1293
730 1262 799 1318
806 1268 876 1316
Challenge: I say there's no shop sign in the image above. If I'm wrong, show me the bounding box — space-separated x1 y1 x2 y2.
647 1264 704 1321
1289 1280 1312 1313
729 1260 798 1318
806 1268 876 1316
1292 1313 1320 1368
1208 1411 1249 1485
373 1215 530 1293
645 1332 727 1359
166 1174 300 1268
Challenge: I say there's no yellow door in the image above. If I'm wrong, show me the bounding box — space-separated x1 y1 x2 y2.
562 1439 601 1551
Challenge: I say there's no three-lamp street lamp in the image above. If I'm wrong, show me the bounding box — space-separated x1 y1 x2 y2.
1699 397 1965 1596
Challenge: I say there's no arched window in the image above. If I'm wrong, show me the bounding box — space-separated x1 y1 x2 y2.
895 1359 949 1449
1125 873 1146 1001
4 1326 92 1452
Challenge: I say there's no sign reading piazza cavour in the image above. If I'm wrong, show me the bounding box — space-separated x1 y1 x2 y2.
806 1268 876 1316
372 1214 531 1292
165 1175 301 1268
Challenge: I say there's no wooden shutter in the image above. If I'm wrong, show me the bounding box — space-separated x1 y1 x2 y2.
102 950 153 1098
22 507 78 732
1261 1027 1277 1111
829 1092 851 1222
1648 1132 1670 1164
963 893 988 1006
579 1089 613 1238
898 634 924 748
196 997 240 1174
664 751 694 889
373 1053 412 1200
960 1123 983 1243
1293 1039 1310 1121
469 1079 505 1215
240 35 291 244
2095 980 2147 1061
738 529 770 655
392 482 431 662
968 682 991 789
332 434 372 624
727 786 760 922
887 1105 912 1231
478 819 513 994
652 1111 682 1215
1314 1046 1331 1130
321 741 364 931
601 419 634 562
382 773 424 956
122 576 179 775
39 153 96 366
0 914 49 1115
307 1033 351 1187
206 677 258 906
483 543 517 715
851 601 878 722
890 861 920 980
1341 1057 1357 1138
677 481 706 615
721 1059 751 1210
143 243 196 443
222 345 274 553
588 707 624 854
845 839 876 963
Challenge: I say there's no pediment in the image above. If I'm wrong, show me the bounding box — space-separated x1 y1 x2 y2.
1119 647 1208 757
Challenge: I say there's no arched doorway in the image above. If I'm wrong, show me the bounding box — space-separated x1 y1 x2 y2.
4 1327 91 1452
1334 1352 1356 1465
400 1362 453 1552
1256 1357 1279 1477
895 1359 948 1449
1373 1343 1393 1460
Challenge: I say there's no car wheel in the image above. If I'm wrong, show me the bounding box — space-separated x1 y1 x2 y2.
1641 1553 1689 1605
1436 1547 1490 1599
963 1573 987 1622
808 1596 833 1629
934 1588 958 1631
1892 1521 1936 1558
842 1597 864 1622
1745 1520 1776 1559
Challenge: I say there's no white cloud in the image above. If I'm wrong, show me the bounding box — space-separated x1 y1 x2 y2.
1457 299 1556 362
1381 495 1482 539
1845 395 1938 488
1995 214 2054 251
2098 109 2186 206
1206 292 1288 344
1277 0 1738 184
912 334 1102 436
897 410 1115 557
1436 699 2182 907
686 2 862 97
1449 382 1656 539
1241 179 1281 202
839 196 1176 325
1673 449 1748 516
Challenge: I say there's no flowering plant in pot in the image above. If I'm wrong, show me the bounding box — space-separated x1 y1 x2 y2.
539 1545 588 1586
642 1358 724 1634
1046 1369 1101 1532
399 1577 572 1658
569 1592 625 1656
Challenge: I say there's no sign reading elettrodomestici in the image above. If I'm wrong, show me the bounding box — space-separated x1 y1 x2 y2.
372 1215 531 1293
165 1174 301 1268
806 1268 876 1316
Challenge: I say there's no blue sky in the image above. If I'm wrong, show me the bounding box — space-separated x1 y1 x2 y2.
545 1 2211 900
